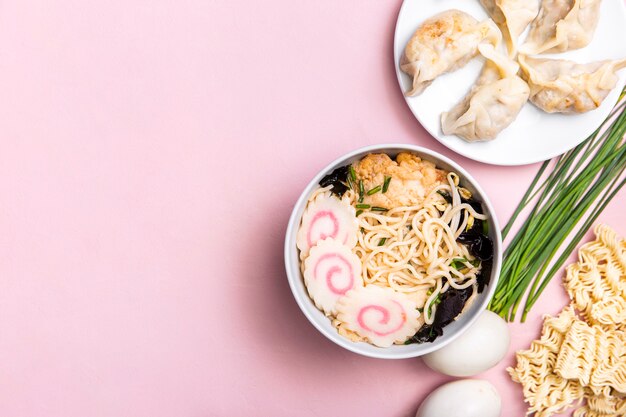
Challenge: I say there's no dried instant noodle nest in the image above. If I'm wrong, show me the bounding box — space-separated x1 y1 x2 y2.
508 224 626 417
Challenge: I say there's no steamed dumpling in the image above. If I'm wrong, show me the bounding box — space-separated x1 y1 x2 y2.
441 44 530 141
521 0 602 55
400 10 502 97
480 0 539 56
518 55 626 114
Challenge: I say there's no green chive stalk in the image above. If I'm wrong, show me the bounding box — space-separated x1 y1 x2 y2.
489 88 626 322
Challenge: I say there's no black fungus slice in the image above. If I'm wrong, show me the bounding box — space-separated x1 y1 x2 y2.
459 233 493 262
405 286 474 344
476 258 493 294
405 324 440 344
437 190 452 203
457 202 493 263
463 197 484 215
462 217 484 237
433 287 473 328
458 197 484 234
318 165 350 197
456 197 493 261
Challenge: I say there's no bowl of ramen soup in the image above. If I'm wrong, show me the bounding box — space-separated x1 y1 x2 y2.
285 144 502 359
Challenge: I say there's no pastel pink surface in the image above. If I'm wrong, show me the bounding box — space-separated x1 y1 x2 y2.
0 1 623 416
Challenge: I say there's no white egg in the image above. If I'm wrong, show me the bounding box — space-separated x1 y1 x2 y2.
415 379 501 417
423 310 510 377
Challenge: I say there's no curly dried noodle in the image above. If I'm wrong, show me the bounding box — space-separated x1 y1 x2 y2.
509 225 626 417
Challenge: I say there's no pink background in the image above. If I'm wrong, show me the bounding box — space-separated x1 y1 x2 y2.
0 1 623 416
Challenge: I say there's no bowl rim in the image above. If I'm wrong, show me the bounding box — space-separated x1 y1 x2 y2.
284 143 502 359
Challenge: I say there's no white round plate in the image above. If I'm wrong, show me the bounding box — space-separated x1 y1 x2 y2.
394 0 626 166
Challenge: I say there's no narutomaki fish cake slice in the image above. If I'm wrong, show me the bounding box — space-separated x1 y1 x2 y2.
296 191 358 259
336 286 420 347
303 238 363 315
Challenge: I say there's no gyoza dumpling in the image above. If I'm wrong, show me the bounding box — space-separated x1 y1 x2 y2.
480 0 539 56
440 44 530 141
518 55 626 114
521 0 602 55
400 10 502 97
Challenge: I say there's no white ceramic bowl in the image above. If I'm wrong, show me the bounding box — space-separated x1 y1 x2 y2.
284 144 502 359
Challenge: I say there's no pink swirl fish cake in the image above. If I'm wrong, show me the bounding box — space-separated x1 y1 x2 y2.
303 238 363 315
296 192 358 259
336 286 420 347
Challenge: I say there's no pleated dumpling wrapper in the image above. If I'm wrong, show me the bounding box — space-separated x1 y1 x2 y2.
520 0 602 55
480 0 539 57
518 55 626 114
303 238 363 315
441 44 530 141
400 9 502 97
336 286 420 347
297 191 358 259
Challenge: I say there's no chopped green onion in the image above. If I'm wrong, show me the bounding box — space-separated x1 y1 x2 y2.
382 176 392 193
349 165 357 182
482 220 489 235
367 185 382 195
346 175 354 190
358 180 364 197
489 88 626 322
356 203 371 209
378 238 387 246
371 206 387 212
427 294 441 317
355 210 363 216
450 258 480 270
450 258 468 270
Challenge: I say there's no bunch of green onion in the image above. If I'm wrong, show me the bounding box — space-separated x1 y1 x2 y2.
489 87 626 322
